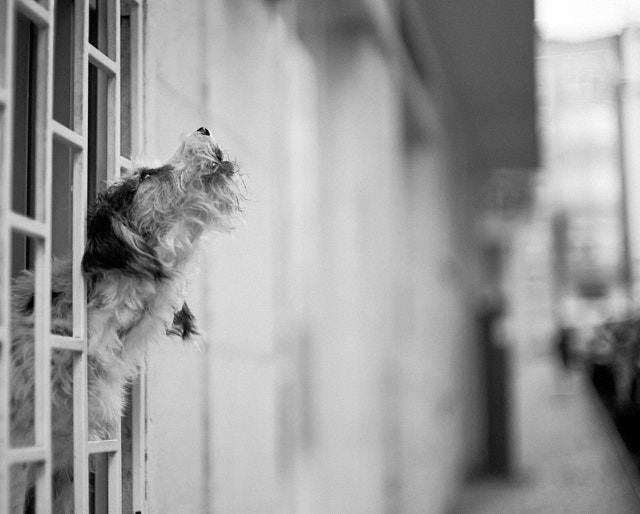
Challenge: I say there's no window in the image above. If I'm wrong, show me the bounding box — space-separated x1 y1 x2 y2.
0 0 145 512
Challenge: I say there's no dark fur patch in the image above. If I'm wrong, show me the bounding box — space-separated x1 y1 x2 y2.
167 302 199 340
82 179 168 280
21 294 34 315
138 164 173 182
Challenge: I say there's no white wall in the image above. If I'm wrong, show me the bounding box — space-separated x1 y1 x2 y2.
398 140 475 511
308 30 404 513
142 0 213 511
142 1 481 513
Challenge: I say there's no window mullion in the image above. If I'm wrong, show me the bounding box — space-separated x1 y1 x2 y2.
34 0 55 509
129 0 142 154
72 0 90 512
0 0 17 509
129 3 146 512
108 0 121 181
106 1 122 512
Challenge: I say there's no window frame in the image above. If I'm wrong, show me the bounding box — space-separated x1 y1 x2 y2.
0 0 146 512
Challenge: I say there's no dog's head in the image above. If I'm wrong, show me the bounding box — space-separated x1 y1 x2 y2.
82 127 244 279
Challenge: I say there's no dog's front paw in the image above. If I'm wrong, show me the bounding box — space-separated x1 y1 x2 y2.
166 302 201 343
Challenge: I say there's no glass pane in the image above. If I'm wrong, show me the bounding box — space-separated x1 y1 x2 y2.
51 140 74 260
51 348 75 507
12 13 38 219
91 453 109 514
51 139 75 335
53 0 75 128
11 231 35 284
89 0 109 57
88 63 109 202
121 384 134 512
10 463 35 512
10 233 37 448
120 9 132 159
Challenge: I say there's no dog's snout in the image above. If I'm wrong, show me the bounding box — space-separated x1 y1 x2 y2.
197 127 210 136
219 161 236 176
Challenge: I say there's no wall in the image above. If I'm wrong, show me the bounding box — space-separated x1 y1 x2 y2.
142 0 212 512
142 1 481 513
398 138 478 511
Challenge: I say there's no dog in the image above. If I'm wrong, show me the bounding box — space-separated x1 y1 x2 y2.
9 127 244 512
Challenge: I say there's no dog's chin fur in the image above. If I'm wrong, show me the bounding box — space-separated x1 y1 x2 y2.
9 129 244 513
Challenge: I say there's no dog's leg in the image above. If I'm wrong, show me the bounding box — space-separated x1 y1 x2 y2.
9 463 29 514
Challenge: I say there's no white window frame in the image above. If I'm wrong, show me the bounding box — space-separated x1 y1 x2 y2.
0 0 146 512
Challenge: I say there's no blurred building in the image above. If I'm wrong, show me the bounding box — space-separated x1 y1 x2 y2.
517 35 624 353
0 0 538 512
141 2 537 512
514 27 640 356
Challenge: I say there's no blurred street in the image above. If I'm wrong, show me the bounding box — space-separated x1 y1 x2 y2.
456 355 640 513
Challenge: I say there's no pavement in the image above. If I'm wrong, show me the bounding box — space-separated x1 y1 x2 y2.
454 355 640 514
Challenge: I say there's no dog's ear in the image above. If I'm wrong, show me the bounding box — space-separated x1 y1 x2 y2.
167 302 201 341
82 207 168 280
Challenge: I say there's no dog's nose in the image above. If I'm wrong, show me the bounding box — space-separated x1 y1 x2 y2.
197 127 210 136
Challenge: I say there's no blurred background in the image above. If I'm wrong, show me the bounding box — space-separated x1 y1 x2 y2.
139 0 640 512
7 0 640 512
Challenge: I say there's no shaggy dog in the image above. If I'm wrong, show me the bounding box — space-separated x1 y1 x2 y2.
9 127 244 512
